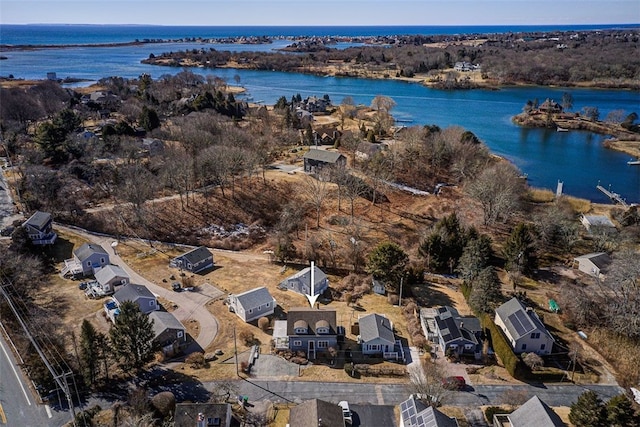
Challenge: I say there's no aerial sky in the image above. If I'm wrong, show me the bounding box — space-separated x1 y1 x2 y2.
1 0 639 26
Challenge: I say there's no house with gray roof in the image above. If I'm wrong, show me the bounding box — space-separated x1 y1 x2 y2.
227 286 276 322
111 284 158 320
433 306 482 360
359 313 397 358
289 398 345 427
170 246 214 274
174 403 232 427
399 394 459 427
94 264 130 294
22 211 57 245
493 395 565 427
303 149 346 174
580 214 616 232
494 298 554 355
273 308 338 359
279 265 329 297
572 252 611 279
63 243 110 277
149 311 186 356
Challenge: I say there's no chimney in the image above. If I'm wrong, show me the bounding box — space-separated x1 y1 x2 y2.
460 321 464 329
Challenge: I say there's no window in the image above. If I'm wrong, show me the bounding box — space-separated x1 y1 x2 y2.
464 344 474 350
257 306 261 311
149 301 155 307
266 302 270 307
531 332 540 339
100 257 105 264
318 341 328 349
293 340 302 347
87 261 91 266
540 344 546 350
177 331 183 338
521 344 527 350
368 344 379 351
249 309 253 313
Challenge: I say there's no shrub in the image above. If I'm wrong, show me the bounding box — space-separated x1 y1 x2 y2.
483 315 524 379
344 362 355 376
185 352 206 369
388 293 399 305
258 317 270 332
151 391 176 418
239 331 256 346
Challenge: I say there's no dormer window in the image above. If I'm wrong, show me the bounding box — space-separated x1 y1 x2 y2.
316 319 330 334
294 320 308 334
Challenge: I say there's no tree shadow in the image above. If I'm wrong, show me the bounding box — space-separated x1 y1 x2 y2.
137 366 211 403
410 283 454 307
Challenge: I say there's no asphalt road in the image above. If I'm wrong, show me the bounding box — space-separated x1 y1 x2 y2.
0 329 69 427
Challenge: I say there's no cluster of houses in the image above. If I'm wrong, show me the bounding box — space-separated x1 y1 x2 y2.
453 61 481 72
172 393 565 427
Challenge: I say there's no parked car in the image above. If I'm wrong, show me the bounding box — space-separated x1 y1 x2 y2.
171 282 182 292
338 401 352 425
78 282 88 290
442 376 466 390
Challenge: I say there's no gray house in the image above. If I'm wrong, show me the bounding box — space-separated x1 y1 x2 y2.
303 149 346 174
277 308 338 360
94 265 130 294
495 298 555 355
149 311 186 356
112 284 158 318
170 246 214 274
433 306 482 360
399 394 459 427
63 243 110 277
280 265 328 297
493 395 565 427
227 286 276 322
22 211 57 245
359 313 397 358
289 399 345 427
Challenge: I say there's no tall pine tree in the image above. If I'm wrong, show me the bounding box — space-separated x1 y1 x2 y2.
109 301 155 371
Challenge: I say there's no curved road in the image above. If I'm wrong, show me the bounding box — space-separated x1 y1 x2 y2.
56 225 222 352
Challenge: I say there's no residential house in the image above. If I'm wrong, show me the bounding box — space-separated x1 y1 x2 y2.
170 246 214 274
302 149 346 174
94 265 130 295
538 98 563 114
227 286 276 322
149 311 187 356
371 278 386 295
433 306 483 360
572 252 611 279
580 214 616 232
141 138 164 156
279 265 329 297
63 243 110 277
273 308 338 359
289 398 345 427
358 313 398 359
355 141 387 161
174 403 232 427
22 211 57 245
399 394 459 427
110 284 158 321
494 298 555 355
453 61 479 72
493 395 565 427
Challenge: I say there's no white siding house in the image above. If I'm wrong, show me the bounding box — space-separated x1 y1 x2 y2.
494 298 555 355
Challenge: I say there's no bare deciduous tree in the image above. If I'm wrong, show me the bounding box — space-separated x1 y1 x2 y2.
302 174 329 228
407 363 449 407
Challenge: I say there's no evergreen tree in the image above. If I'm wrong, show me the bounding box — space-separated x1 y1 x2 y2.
109 301 155 371
502 223 537 275
80 320 105 387
606 394 638 427
274 96 288 110
469 266 502 313
419 213 467 272
139 106 160 131
457 234 493 282
569 390 607 427
366 241 408 293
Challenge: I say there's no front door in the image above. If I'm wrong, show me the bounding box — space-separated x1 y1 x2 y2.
308 341 316 359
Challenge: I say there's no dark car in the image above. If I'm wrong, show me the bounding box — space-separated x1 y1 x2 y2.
78 282 88 290
442 376 466 390
171 282 182 292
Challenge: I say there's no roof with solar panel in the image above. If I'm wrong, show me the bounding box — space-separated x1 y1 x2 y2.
495 298 553 341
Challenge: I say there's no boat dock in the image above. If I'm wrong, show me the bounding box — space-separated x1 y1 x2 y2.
596 184 629 208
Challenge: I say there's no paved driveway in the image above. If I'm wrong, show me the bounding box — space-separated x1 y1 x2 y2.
57 225 223 351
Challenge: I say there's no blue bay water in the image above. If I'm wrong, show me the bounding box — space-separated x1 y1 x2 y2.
1 24 639 203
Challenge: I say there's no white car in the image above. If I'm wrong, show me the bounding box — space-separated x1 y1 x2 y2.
338 401 352 425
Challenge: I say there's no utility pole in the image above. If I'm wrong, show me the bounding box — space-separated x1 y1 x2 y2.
233 326 239 377
398 276 403 307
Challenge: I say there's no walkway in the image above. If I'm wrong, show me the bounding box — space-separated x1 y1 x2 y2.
56 225 222 352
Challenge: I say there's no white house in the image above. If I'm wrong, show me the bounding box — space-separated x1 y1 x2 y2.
572 252 611 279
580 214 616 232
494 298 555 355
227 286 276 322
358 313 397 358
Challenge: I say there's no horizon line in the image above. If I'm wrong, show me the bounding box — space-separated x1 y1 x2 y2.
3 23 640 27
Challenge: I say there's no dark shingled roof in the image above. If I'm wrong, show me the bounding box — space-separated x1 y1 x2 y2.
286 308 337 336
289 399 344 427
178 246 213 265
303 149 345 164
23 211 52 230
149 311 185 339
114 284 155 305
74 243 108 262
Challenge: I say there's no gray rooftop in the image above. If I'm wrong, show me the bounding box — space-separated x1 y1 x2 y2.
94 265 129 285
507 395 566 427
114 284 155 304
284 266 327 287
574 252 611 270
74 242 108 262
174 403 231 427
359 313 395 344
176 246 213 265
495 298 553 341
400 395 459 427
286 308 337 336
303 149 345 164
23 211 52 230
233 286 275 310
289 399 344 427
149 311 185 338
582 215 615 227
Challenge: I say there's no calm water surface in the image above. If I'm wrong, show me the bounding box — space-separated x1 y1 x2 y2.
1 25 639 203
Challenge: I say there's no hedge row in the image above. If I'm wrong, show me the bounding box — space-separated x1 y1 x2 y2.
481 313 525 379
